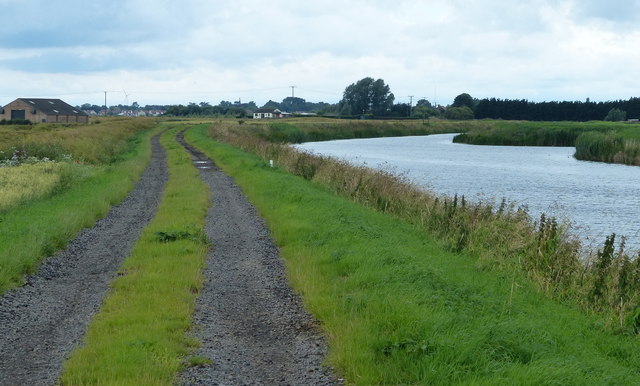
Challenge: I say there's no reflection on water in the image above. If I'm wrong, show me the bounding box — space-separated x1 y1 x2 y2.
296 134 640 251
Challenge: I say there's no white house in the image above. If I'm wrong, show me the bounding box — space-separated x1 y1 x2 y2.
253 108 288 119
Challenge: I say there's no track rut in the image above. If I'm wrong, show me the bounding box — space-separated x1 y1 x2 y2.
0 134 168 386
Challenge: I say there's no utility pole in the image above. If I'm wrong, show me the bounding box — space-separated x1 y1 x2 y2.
290 85 296 98
104 91 107 116
408 95 414 117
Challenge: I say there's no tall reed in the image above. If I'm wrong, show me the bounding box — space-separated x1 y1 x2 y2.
207 120 640 332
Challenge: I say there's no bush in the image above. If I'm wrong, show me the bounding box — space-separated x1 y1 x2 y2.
604 108 627 122
444 106 474 120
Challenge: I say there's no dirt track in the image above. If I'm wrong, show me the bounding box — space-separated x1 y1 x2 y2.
177 133 339 385
0 131 338 385
0 135 168 385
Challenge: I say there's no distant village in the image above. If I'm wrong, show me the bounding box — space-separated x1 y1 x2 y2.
3 84 640 124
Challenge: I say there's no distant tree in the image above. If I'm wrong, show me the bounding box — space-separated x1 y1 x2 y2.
445 106 475 120
340 77 395 116
261 100 281 110
412 105 439 120
389 103 411 117
452 93 474 109
416 98 432 108
281 97 307 112
604 108 627 122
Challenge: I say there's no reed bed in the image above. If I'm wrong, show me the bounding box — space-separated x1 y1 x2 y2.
208 120 640 332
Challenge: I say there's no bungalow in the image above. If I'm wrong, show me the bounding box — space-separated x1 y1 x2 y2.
1 98 89 124
253 108 283 119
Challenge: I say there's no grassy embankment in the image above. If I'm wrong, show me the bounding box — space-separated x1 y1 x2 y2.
207 119 640 332
0 118 156 293
236 116 488 143
61 125 209 384
452 120 640 165
185 124 640 384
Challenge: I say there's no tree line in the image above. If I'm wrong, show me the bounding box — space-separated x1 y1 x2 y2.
473 97 640 121
77 77 639 121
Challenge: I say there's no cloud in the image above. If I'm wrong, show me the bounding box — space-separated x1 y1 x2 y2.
0 0 638 106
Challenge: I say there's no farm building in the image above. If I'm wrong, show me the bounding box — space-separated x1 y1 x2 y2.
1 98 89 124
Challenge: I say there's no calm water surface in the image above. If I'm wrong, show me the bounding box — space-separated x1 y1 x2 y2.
296 134 640 251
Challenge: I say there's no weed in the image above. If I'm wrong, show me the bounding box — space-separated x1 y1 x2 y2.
186 355 213 368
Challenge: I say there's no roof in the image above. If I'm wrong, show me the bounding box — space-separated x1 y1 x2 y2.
17 98 88 116
254 108 281 114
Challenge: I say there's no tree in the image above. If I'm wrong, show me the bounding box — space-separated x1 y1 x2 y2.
604 108 627 122
340 77 395 116
261 100 281 110
389 103 410 117
416 98 432 108
445 106 475 120
452 93 474 109
281 97 307 112
412 105 439 120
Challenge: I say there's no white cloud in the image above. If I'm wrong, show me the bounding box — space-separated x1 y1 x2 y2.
0 0 638 107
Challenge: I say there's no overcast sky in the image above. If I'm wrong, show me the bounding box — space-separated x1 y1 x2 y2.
0 0 638 107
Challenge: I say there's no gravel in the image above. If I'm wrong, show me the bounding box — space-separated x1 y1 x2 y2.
177 133 340 386
0 131 340 385
0 134 168 386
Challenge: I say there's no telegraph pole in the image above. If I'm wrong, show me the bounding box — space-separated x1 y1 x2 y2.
104 91 107 116
408 95 414 117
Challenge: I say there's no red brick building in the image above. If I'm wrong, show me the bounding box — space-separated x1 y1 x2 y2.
1 98 89 124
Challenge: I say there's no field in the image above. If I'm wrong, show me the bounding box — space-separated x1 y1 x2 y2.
2 117 640 384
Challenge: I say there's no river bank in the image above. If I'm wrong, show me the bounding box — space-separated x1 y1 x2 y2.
451 119 640 165
185 123 640 384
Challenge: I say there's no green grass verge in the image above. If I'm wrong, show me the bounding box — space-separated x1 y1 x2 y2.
0 127 158 294
60 125 209 384
185 125 640 384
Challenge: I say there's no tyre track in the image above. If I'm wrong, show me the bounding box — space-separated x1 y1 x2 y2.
0 134 168 386
177 132 339 385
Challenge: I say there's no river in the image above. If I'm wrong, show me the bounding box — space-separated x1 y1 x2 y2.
296 134 640 252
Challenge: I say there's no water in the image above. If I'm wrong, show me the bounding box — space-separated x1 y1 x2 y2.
296 134 640 252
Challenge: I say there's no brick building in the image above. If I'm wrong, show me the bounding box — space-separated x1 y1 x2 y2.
1 98 89 124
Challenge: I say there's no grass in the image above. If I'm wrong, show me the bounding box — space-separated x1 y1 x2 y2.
451 119 640 165
0 163 67 211
0 121 157 294
222 117 487 144
184 125 640 384
60 125 209 385
207 120 640 330
0 117 157 164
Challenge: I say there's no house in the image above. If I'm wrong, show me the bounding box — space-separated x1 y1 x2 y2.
253 108 283 119
1 98 89 124
252 108 292 119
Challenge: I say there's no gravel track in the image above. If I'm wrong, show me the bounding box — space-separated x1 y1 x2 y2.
0 134 168 386
177 133 339 385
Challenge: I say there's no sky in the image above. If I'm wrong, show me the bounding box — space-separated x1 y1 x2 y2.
0 0 639 108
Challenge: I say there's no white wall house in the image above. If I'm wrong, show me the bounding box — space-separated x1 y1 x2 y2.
253 108 283 119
